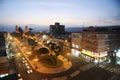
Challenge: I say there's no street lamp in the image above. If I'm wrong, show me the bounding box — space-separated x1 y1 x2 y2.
34 58 39 69
67 53 70 62
17 52 21 56
27 52 31 60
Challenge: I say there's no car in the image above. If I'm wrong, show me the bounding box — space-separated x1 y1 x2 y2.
27 69 33 74
26 65 30 69
22 60 27 63
18 73 23 80
22 58 25 60
25 63 28 66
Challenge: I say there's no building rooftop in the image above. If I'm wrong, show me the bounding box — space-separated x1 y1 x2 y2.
83 26 120 33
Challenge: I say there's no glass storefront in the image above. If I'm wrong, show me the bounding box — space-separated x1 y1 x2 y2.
71 49 81 57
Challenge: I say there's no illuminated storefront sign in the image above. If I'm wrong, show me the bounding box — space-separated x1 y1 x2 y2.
81 49 107 58
0 73 8 78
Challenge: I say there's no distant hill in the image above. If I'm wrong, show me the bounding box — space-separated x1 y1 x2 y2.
0 24 120 32
65 27 84 32
0 24 49 32
65 25 120 32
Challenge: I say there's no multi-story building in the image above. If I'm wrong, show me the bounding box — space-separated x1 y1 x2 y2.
50 22 65 38
81 27 120 63
71 33 82 56
71 26 120 64
0 32 9 78
24 25 29 33
15 25 19 33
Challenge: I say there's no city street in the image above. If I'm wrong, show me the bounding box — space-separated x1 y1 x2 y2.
73 67 113 80
8 37 114 80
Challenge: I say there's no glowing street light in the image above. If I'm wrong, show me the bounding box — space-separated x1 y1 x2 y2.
67 53 70 62
34 58 39 69
18 53 21 55
27 52 31 55
27 52 31 60
23 47 26 49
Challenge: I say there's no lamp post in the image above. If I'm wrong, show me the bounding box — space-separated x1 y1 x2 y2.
34 58 39 69
27 52 31 60
67 53 70 62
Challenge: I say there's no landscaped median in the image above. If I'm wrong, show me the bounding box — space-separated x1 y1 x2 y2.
41 55 63 68
29 55 72 74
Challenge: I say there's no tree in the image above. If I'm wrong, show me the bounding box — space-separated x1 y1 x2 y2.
50 42 61 57
28 38 37 46
38 48 49 54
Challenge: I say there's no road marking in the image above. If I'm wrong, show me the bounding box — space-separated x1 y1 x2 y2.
99 65 105 68
70 70 80 77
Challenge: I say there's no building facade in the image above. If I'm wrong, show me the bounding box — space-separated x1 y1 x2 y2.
81 27 120 63
0 32 9 78
50 22 65 38
24 25 29 33
71 27 120 64
71 33 82 56
15 25 19 33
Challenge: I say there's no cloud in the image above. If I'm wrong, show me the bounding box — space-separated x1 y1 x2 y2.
14 0 72 8
113 13 120 21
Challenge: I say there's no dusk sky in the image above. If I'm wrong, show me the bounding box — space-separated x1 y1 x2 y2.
0 0 120 27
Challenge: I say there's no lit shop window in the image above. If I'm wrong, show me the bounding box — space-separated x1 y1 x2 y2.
86 56 90 61
94 58 98 63
72 44 75 47
72 49 80 57
76 45 79 48
116 49 120 57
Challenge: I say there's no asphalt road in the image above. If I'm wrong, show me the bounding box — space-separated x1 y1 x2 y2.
72 67 113 80
11 39 114 80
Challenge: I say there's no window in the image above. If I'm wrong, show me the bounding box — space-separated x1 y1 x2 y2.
105 34 108 38
76 45 79 48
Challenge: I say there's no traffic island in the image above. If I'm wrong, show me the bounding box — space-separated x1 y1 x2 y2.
15 38 72 74
30 55 72 74
41 55 63 68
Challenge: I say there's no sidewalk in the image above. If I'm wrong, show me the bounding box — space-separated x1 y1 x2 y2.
16 39 72 74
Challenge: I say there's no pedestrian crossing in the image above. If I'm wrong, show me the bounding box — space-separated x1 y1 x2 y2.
94 62 120 74
70 70 80 78
98 64 115 73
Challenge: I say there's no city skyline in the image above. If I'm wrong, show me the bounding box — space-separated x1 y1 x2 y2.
0 0 120 27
